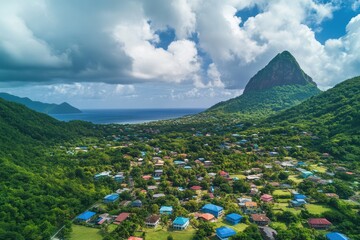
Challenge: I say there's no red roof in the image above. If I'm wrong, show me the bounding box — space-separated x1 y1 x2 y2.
190 186 202 190
198 213 215 221
128 237 143 240
308 218 331 225
251 214 270 222
114 212 130 224
260 194 273 201
219 170 228 176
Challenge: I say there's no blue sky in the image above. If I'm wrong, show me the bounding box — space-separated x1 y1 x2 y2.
0 0 359 109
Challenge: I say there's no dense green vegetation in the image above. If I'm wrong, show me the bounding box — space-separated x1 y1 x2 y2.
268 76 360 161
207 84 320 116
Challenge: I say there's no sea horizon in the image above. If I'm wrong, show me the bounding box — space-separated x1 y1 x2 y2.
50 108 205 124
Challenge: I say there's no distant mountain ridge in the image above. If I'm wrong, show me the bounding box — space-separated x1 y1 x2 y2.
207 51 321 116
0 92 81 114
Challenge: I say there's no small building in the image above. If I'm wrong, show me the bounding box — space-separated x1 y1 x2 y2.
154 169 163 177
219 171 229 178
260 194 273 202
103 193 119 203
293 194 307 200
160 206 173 215
301 171 314 178
173 217 189 230
326 232 349 240
259 226 277 240
225 213 242 225
251 214 270 226
114 174 124 183
190 186 202 191
197 213 215 222
308 218 332 229
290 199 307 207
237 197 252 207
131 200 142 207
145 215 160 227
243 201 258 214
216 226 236 240
76 211 96 223
128 237 143 240
153 193 165 198
325 193 339 199
114 212 130 225
201 204 224 218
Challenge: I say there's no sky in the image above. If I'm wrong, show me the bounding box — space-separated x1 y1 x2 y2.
0 0 359 109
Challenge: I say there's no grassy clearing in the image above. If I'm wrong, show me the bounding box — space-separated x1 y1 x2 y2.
137 225 196 240
70 225 103 240
214 219 248 232
273 190 291 198
306 204 333 215
273 203 302 215
310 164 327 173
230 174 247 179
289 175 303 183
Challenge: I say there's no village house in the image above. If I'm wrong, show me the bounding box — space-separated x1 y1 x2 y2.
201 204 224 218
216 226 236 240
172 217 189 230
243 201 258 214
145 215 160 227
160 206 173 215
225 213 242 225
114 212 130 225
326 232 349 240
219 170 229 178
325 193 339 199
103 193 119 203
308 218 332 229
196 213 216 222
128 237 143 240
260 194 273 203
251 214 270 226
237 197 252 207
76 211 96 223
131 200 142 207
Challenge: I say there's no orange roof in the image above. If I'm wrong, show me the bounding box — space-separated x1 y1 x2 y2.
128 237 143 240
142 175 152 180
199 213 215 221
245 201 257 207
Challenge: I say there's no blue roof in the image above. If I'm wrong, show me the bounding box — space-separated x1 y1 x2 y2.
173 217 189 225
77 211 96 221
226 213 242 221
160 206 173 211
104 193 119 201
326 232 349 240
216 227 236 238
202 204 223 212
294 194 306 199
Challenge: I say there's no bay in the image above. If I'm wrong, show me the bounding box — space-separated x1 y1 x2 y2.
50 108 204 124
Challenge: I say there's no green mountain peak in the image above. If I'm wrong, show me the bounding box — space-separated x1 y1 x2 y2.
243 50 316 94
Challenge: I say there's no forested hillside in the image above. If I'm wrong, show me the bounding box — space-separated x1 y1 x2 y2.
268 76 360 161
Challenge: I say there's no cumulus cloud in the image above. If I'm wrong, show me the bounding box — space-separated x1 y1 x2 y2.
0 0 359 94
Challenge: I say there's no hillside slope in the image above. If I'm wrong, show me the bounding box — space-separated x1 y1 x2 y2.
269 76 360 161
0 92 81 114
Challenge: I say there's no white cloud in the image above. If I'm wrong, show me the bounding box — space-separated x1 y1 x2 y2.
0 0 359 99
113 20 200 83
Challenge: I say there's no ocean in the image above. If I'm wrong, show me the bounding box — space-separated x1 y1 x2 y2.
50 108 205 124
